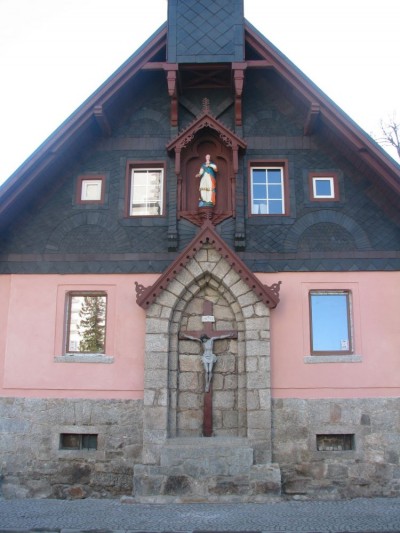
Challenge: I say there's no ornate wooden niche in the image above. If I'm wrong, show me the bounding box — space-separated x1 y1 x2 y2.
166 110 246 226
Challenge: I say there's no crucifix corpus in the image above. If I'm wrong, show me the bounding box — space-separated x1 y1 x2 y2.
179 300 237 437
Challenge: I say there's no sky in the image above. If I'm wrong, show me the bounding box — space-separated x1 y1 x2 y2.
0 0 399 184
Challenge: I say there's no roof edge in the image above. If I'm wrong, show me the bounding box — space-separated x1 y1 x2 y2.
244 19 400 186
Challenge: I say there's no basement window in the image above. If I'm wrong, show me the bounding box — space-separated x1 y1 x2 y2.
60 433 98 450
316 434 354 451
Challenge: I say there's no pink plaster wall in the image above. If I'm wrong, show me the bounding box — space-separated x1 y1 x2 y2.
1 271 399 400
0 274 157 399
259 271 400 399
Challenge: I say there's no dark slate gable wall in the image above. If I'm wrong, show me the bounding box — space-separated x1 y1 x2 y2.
240 70 400 272
0 71 174 274
1 69 400 274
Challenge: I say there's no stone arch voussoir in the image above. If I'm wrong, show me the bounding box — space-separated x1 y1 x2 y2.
142 242 273 465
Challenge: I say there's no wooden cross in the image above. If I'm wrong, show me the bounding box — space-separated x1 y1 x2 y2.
179 300 237 437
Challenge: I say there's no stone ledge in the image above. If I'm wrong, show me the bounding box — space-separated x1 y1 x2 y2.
161 436 250 447
304 354 363 364
54 354 114 364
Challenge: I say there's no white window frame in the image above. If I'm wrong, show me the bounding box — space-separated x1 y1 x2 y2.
250 166 285 215
312 176 335 199
130 168 164 216
81 179 103 201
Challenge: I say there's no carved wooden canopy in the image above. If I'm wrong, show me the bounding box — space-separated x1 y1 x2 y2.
166 108 246 175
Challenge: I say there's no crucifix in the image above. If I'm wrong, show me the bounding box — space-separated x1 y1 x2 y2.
179 300 237 437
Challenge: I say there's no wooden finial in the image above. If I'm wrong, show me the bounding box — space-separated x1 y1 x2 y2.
202 98 210 114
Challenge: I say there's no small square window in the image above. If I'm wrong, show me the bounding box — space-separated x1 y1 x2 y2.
66 292 107 354
76 175 105 204
313 177 334 198
250 163 288 215
309 290 353 354
309 172 339 201
81 179 102 201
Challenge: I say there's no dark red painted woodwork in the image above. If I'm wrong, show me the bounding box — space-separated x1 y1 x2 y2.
135 219 282 309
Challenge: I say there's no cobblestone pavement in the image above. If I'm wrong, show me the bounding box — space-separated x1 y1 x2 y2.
0 497 400 533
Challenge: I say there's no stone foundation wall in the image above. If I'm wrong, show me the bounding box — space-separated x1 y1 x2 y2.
2 396 400 500
0 398 143 499
272 398 400 499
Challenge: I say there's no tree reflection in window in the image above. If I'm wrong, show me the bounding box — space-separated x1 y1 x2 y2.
66 293 107 354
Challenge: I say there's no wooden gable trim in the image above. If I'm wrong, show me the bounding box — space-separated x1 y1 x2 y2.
0 26 168 224
135 219 281 309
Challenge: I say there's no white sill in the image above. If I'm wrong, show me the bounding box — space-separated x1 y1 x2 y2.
304 354 362 364
54 354 114 364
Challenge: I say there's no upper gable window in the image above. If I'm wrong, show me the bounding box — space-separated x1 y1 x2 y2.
250 162 288 215
76 175 105 204
127 163 165 217
309 172 339 201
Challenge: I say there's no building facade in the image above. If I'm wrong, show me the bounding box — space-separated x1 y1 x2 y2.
1 0 400 501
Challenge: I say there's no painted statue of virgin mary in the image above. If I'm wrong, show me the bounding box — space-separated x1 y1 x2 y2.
196 154 217 207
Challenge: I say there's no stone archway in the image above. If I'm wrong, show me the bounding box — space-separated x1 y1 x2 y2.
169 276 244 439
134 239 281 501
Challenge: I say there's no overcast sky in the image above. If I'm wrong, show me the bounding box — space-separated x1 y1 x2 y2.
0 0 399 184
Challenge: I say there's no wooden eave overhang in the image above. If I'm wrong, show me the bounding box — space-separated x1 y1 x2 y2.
243 20 400 195
135 220 281 310
0 24 168 227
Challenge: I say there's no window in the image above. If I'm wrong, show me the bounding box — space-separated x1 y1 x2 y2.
316 434 354 451
76 175 105 204
129 167 164 216
250 163 288 215
81 179 102 201
309 290 352 354
60 433 98 450
309 172 339 201
66 292 107 354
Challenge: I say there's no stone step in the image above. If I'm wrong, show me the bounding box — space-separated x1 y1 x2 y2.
160 437 253 476
133 438 281 502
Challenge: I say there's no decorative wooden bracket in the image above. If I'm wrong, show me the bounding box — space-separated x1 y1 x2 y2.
232 63 247 127
93 105 111 137
164 65 179 127
304 103 320 135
